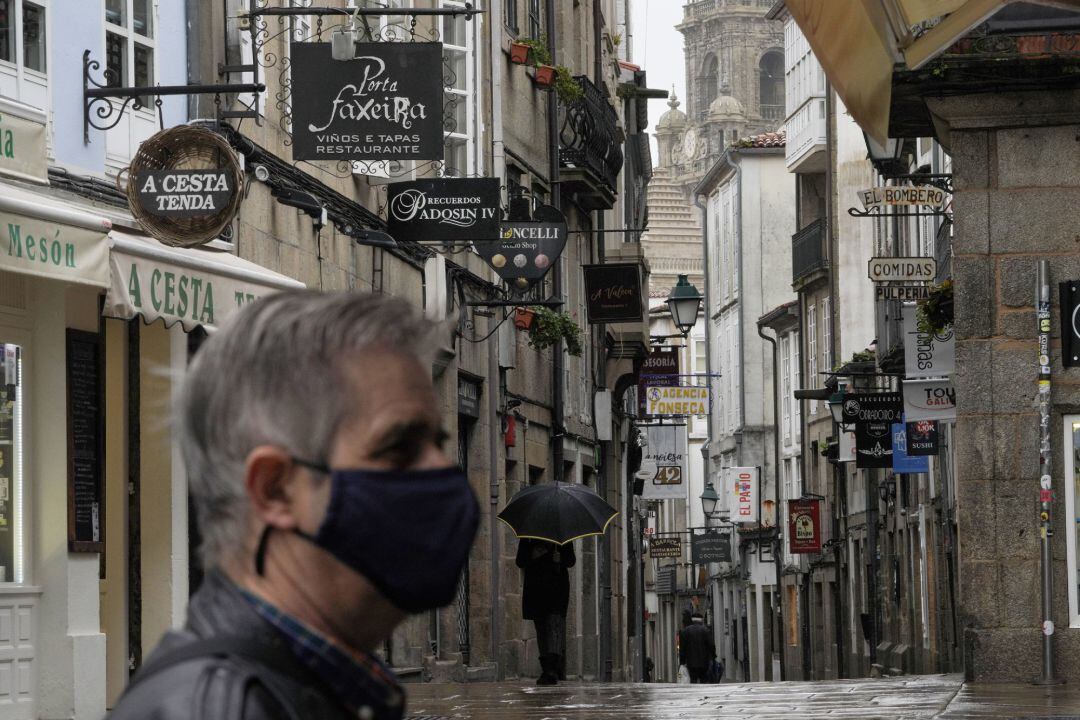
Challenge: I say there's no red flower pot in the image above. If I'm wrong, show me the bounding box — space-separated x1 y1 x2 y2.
534 65 555 88
510 41 531 65
514 307 535 330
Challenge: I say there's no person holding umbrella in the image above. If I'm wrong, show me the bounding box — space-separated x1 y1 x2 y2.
516 538 575 685
499 481 617 686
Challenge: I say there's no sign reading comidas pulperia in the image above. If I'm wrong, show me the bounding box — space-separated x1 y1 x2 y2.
291 42 444 161
868 257 936 283
135 170 235 218
387 178 501 243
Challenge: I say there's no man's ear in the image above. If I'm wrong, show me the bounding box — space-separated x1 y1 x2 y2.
245 446 302 530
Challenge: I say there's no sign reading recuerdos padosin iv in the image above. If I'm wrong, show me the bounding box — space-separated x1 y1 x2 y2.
290 42 445 161
135 170 235 219
387 178 501 244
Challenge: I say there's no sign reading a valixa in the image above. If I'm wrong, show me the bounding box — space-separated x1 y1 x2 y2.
859 185 947 210
868 257 937 283
646 385 709 416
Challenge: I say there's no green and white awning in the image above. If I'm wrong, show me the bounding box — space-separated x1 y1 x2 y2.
105 230 305 332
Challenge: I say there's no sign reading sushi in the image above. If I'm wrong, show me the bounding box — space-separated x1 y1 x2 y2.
478 205 567 292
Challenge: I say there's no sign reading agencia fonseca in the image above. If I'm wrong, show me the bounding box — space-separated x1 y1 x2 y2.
290 42 445 162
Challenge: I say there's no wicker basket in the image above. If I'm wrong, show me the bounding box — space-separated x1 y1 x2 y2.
124 125 244 248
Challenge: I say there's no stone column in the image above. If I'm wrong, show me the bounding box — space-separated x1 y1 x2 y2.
928 90 1080 681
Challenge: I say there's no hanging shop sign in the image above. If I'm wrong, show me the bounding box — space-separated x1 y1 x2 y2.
788 499 822 554
291 42 445 162
0 101 48 183
903 306 955 377
457 376 482 419
859 186 947 211
903 377 956 422
1060 281 1080 368
691 529 732 564
649 536 682 559
838 429 857 463
876 285 930 302
646 385 709 417
475 206 568 292
641 424 688 500
906 419 940 456
637 349 679 416
842 392 903 469
725 466 759 524
386 177 501 243
655 564 677 594
582 263 644 324
867 257 937 283
892 422 930 474
125 125 244 248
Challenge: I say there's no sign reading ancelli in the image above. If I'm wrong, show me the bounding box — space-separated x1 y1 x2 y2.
475 205 568 292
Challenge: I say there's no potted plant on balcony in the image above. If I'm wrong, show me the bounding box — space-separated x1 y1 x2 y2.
554 66 584 103
512 36 551 66
918 279 953 336
513 306 535 330
510 39 532 64
524 306 583 356
534 63 556 87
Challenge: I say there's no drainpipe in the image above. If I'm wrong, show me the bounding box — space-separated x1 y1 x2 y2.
489 0 506 678
756 321 785 681
547 0 564 489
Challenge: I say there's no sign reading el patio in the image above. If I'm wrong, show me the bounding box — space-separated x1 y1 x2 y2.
291 42 444 161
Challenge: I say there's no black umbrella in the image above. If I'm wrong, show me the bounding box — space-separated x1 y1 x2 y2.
498 482 619 545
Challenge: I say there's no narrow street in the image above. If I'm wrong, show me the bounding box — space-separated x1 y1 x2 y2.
406 677 1080 719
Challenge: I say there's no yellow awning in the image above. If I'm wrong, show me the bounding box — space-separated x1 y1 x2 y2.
785 0 1080 145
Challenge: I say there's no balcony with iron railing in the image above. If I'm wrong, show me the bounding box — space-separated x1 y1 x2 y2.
559 75 624 211
760 104 784 122
792 217 827 285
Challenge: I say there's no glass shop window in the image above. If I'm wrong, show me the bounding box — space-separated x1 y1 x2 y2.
0 344 24 584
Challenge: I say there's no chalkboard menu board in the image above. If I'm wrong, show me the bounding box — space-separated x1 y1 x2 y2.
66 330 105 553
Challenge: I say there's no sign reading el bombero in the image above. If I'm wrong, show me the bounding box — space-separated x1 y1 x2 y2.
290 42 445 161
387 178 501 244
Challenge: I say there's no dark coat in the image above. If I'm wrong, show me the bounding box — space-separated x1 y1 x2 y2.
516 539 576 620
108 571 365 720
678 622 716 670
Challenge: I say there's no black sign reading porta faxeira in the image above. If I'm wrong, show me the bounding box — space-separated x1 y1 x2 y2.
290 42 445 161
387 178 501 244
582 263 643 324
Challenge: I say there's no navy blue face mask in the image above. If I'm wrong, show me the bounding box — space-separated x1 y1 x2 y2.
257 461 480 614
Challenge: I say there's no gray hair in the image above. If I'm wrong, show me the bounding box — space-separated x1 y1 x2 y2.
176 290 440 569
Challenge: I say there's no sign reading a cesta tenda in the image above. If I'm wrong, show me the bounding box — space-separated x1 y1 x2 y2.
290 42 444 161
387 178 501 243
136 170 235 219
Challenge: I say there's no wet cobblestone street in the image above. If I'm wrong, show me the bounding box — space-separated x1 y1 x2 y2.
405 675 1080 719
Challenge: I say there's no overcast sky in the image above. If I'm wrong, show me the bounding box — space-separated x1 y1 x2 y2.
630 0 687 158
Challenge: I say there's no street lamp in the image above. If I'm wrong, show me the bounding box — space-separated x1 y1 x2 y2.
863 132 906 176
828 391 845 424
700 481 720 518
666 274 703 336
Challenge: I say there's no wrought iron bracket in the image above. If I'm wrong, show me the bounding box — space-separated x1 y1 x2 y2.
244 4 481 20
83 50 266 144
464 299 564 308
881 172 954 194
847 206 951 219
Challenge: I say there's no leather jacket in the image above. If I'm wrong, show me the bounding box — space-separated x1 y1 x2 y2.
108 571 359 720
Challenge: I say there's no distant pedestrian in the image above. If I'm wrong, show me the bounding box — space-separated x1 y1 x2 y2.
517 538 576 685
644 656 654 683
108 291 480 720
678 614 716 684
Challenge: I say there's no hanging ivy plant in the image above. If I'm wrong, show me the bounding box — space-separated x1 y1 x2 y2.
525 306 584 357
918 279 954 336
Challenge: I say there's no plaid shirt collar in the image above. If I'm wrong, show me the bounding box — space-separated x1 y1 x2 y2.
240 590 405 720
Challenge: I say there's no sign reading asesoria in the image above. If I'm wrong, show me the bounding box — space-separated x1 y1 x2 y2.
291 42 444 161
646 385 709 416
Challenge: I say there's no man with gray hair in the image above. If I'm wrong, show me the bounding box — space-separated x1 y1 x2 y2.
109 290 480 720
